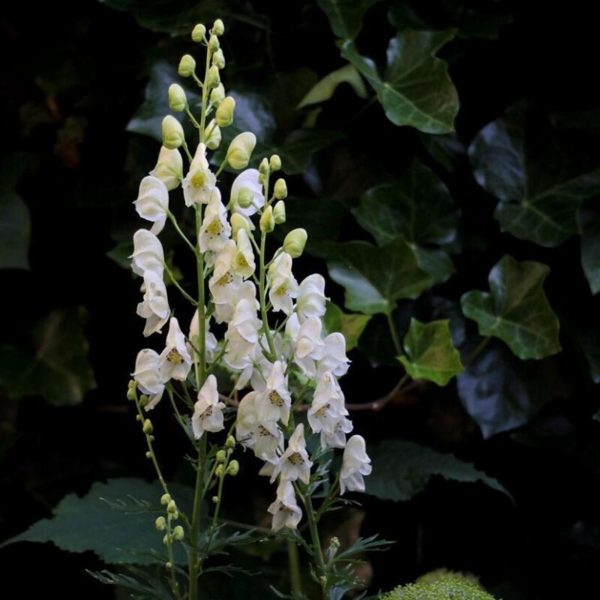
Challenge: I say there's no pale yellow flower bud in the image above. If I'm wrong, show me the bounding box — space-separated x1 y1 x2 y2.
162 115 185 150
259 157 269 174
210 83 225 106
227 460 239 476
216 96 235 127
178 54 196 78
237 186 254 209
143 419 153 434
208 34 220 52
273 201 286 224
274 178 287 199
213 19 225 36
205 120 221 150
206 65 221 89
231 213 250 237
155 516 167 531
226 132 256 169
283 228 307 258
212 495 219 503
192 23 206 42
161 494 171 506
212 49 225 69
270 154 282 171
167 500 178 514
216 450 227 463
168 84 187 112
215 464 225 478
226 435 236 449
260 205 275 233
172 526 185 541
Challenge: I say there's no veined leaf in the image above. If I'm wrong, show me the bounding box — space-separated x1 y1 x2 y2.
316 0 381 40
323 302 371 351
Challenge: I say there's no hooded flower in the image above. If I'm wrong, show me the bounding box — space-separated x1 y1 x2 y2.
188 310 218 363
150 146 183 191
268 253 299 315
159 317 193 382
183 143 217 206
199 188 231 253
213 280 258 325
208 240 243 314
133 349 165 410
224 298 261 370
130 229 164 278
271 424 312 485
231 168 264 220
232 229 255 279
340 435 372 494
134 176 169 235
297 274 327 323
236 391 283 461
257 361 292 425
294 316 325 377
191 374 225 439
136 270 170 336
268 479 302 531
317 333 350 378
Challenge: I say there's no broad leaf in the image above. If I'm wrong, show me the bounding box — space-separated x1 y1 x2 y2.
366 440 509 502
297 64 367 108
399 319 463 385
316 0 380 40
469 101 600 247
2 478 193 565
341 30 459 134
323 302 371 351
325 237 433 315
578 198 600 295
461 256 561 360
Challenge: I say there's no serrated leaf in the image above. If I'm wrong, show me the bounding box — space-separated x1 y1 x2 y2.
469 101 600 247
297 64 367 108
316 0 381 40
399 319 463 385
578 198 600 295
325 237 433 315
323 302 371 351
1 478 193 565
341 30 458 134
461 256 561 360
365 440 509 502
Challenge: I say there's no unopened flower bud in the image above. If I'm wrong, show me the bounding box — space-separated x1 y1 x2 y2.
139 394 149 407
146 451 152 459
231 213 250 237
165 561 172 569
156 516 167 531
216 450 227 463
178 54 196 78
192 23 206 42
162 115 185 150
216 96 235 127
213 19 225 36
260 205 275 233
273 201 286 224
226 460 239 476
167 500 178 514
205 120 221 150
237 186 254 209
283 228 307 258
226 132 256 170
259 157 269 174
163 534 169 545
274 178 287 200
172 526 185 541
215 464 225 478
212 495 219 503
330 536 340 548
210 83 225 107
126 380 137 401
206 65 221 89
226 435 236 449
270 154 282 171
143 419 153 434
212 49 225 69
168 84 187 112
208 34 220 52
161 494 171 506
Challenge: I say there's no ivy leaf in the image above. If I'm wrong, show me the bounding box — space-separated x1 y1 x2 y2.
469 101 600 247
316 0 381 40
325 237 433 315
297 64 367 108
341 30 459 134
322 302 371 351
1 478 193 565
399 319 463 386
365 440 509 502
578 198 600 295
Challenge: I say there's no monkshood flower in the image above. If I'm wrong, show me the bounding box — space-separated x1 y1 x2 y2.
272 423 312 485
294 316 325 376
268 479 302 531
134 176 169 235
130 229 164 278
233 229 255 279
136 270 170 336
224 298 261 370
268 252 299 315
296 274 327 323
199 188 231 253
192 374 225 439
133 349 165 410
236 391 282 460
317 333 350 378
150 146 183 191
183 143 217 206
208 240 242 310
214 280 258 325
340 435 372 494
188 309 218 362
257 360 291 425
159 317 193 382
231 168 264 223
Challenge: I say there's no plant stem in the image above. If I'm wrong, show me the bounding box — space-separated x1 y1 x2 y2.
259 229 277 359
188 437 207 600
287 539 302 598
304 492 328 600
386 310 402 356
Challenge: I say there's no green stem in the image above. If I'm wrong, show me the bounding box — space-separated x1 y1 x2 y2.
303 492 328 600
188 437 207 600
287 539 302 599
164 262 198 306
386 310 402 356
167 211 198 256
259 229 277 359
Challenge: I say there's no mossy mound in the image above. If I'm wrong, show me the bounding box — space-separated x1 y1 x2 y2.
381 574 497 600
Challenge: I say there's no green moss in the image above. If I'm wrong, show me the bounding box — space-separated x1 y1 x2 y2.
381 574 498 600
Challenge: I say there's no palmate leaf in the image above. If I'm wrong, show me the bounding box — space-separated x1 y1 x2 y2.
469 101 600 247
316 0 381 40
399 319 463 386
341 29 459 134
578 198 600 295
461 255 561 360
323 302 371 351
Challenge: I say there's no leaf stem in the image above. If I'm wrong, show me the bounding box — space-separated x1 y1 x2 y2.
386 310 403 356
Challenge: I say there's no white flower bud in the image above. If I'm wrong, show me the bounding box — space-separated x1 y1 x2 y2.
260 205 275 233
213 19 225 36
259 157 269 174
162 115 185 150
208 34 220 52
168 84 187 112
178 54 196 78
226 132 256 170
274 178 287 200
150 146 183 191
216 96 235 127
273 201 286 224
212 49 225 69
205 119 221 150
172 526 185 541
283 228 307 258
210 83 225 106
231 213 250 237
270 154 281 171
206 65 220 89
192 23 206 42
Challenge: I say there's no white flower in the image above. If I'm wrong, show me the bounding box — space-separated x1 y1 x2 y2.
231 169 264 220
297 274 327 323
317 333 350 378
268 253 299 315
130 229 164 277
208 241 243 314
224 299 261 370
134 176 169 235
271 424 312 485
133 349 164 410
183 143 217 206
257 361 292 425
213 280 258 325
136 270 170 336
294 316 325 377
188 310 218 363
150 146 183 191
268 479 302 531
236 391 283 460
340 435 372 495
199 188 231 253
192 374 225 439
158 317 193 382
232 229 255 279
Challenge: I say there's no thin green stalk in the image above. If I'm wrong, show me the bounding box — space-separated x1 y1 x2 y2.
303 491 328 600
188 436 207 600
259 229 277 359
164 262 198 306
386 310 403 356
287 539 302 599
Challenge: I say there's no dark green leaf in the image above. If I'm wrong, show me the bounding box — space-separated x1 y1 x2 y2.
341 30 458 134
399 319 463 385
316 0 381 40
323 302 371 351
578 198 600 295
461 256 561 360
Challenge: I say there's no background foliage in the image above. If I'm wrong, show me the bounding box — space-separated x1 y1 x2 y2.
1 1 600 598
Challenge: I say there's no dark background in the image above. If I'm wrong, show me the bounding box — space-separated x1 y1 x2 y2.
1 1 599 598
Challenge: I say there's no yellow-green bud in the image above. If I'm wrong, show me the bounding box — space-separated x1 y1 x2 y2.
231 214 251 238
161 494 171 506
273 201 286 224
126 380 137 401
205 119 221 150
283 228 307 258
178 54 196 78
274 178 287 200
215 464 225 478
213 19 225 36
143 419 153 434
206 65 221 89
139 394 149 407
156 516 167 531
260 205 275 233
210 83 225 106
226 132 256 170
226 435 236 449
168 83 187 112
162 115 185 150
226 460 239 476
216 450 227 463
165 561 172 569
172 526 185 541
163 534 169 545
259 157 269 174
208 34 220 52
212 495 219 503
216 96 235 127
237 186 254 209
270 154 282 171
192 23 206 42
167 500 178 514
146 451 152 459
212 49 225 69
